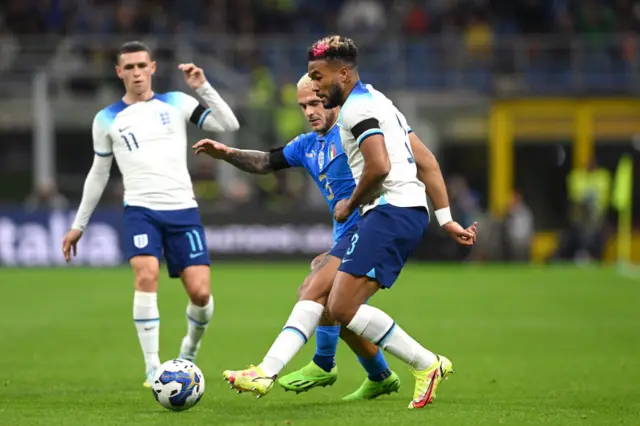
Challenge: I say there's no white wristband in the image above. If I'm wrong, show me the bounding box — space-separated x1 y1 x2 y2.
434 207 453 226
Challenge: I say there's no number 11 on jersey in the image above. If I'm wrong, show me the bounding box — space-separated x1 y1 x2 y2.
121 132 139 151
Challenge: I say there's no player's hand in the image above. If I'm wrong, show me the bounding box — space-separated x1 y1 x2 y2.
334 199 354 223
178 63 207 89
442 221 477 246
192 139 232 159
62 229 83 263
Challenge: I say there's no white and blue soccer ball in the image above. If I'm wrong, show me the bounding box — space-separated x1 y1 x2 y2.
151 359 205 411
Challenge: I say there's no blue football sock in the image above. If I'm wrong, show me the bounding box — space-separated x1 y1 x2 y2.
313 325 340 372
358 348 392 382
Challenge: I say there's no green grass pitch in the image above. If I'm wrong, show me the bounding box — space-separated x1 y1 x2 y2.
1 264 639 425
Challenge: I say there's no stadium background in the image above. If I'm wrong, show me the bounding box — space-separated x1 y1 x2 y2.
1 2 640 425
1 0 639 266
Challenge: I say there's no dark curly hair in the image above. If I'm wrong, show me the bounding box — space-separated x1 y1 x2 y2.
307 35 358 67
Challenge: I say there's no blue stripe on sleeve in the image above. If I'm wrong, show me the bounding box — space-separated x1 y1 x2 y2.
357 129 384 146
198 108 212 128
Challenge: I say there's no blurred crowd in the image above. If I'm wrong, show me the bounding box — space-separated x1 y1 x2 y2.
2 0 640 38
1 0 639 94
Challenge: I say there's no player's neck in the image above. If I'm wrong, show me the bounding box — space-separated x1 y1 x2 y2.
318 118 338 136
123 89 155 105
340 74 360 106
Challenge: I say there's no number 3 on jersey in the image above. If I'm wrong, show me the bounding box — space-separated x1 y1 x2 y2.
318 174 335 200
121 132 139 151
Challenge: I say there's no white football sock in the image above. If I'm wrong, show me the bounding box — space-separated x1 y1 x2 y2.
347 304 437 371
259 300 324 377
182 295 214 353
133 291 161 373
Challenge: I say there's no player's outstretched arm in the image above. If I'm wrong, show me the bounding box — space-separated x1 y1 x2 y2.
179 63 240 132
193 139 292 175
409 132 476 245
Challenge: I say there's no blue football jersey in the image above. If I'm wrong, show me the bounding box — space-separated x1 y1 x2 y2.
282 125 359 243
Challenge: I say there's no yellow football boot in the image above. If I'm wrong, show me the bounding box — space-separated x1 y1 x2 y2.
408 355 453 409
223 365 275 398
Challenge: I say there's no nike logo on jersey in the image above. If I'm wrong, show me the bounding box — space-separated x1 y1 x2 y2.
342 259 352 263
118 126 132 132
190 252 205 259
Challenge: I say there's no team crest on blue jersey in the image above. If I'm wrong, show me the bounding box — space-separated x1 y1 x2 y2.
134 234 148 249
318 150 325 169
328 143 337 161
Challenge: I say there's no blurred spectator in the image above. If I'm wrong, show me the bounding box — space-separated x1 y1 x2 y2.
192 157 220 205
274 81 308 209
551 159 611 263
503 190 534 262
244 56 277 150
448 175 481 229
551 6 574 63
275 83 306 142
0 20 18 73
23 181 69 212
259 0 298 34
464 10 493 58
337 0 386 39
403 1 430 36
575 0 615 46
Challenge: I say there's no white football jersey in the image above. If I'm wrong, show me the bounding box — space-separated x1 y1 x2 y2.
338 82 427 215
92 92 204 210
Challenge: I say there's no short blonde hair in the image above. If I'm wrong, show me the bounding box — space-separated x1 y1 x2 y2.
297 74 313 90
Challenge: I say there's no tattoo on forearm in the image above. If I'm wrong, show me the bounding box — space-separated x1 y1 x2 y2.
226 149 272 174
309 253 329 276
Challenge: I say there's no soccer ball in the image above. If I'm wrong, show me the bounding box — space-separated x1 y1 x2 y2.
151 359 205 411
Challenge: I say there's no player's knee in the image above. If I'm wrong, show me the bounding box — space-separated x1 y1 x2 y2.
181 265 211 306
189 285 211 307
326 293 357 325
134 267 159 292
185 277 210 306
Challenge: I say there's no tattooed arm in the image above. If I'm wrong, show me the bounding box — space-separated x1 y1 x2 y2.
224 149 274 174
192 139 293 174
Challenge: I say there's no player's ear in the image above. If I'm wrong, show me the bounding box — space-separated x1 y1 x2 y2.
150 61 157 76
115 65 123 80
337 67 349 83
